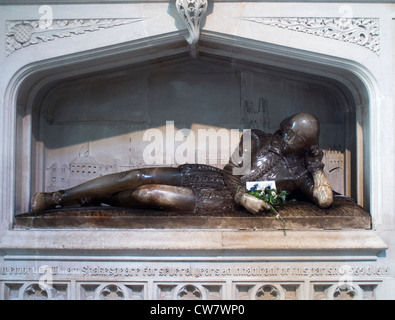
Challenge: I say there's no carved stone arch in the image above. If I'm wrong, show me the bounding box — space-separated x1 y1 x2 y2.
326 283 364 300
252 284 284 300
94 283 129 300
20 282 53 300
175 283 207 300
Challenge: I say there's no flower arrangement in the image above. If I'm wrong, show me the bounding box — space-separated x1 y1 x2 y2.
248 184 288 235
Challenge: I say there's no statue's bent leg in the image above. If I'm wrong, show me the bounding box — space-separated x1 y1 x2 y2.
107 184 196 213
31 167 182 213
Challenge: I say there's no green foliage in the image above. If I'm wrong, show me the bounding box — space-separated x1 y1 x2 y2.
248 184 288 235
248 185 288 208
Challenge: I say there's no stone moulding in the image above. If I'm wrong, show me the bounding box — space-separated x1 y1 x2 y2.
13 194 372 231
5 18 143 56
242 17 380 56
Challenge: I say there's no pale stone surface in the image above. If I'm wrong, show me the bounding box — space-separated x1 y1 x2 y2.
0 1 394 299
0 229 387 252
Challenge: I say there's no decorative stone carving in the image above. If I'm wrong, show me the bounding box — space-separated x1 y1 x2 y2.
157 283 221 300
242 17 380 55
23 283 49 300
313 283 367 300
175 0 208 45
98 284 126 300
79 283 145 300
177 284 203 300
6 18 142 56
333 284 359 300
1 277 383 300
3 282 68 300
236 283 299 300
255 284 281 300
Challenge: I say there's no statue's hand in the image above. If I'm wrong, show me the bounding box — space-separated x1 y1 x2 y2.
236 192 270 214
312 170 333 208
305 147 324 172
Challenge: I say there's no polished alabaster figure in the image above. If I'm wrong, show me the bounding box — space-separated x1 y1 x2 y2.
31 112 333 214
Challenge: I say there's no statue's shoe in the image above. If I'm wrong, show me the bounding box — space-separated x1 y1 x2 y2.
31 191 62 213
31 192 48 213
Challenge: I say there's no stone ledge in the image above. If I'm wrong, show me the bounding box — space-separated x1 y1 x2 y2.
13 211 371 231
4 197 384 256
14 196 371 230
0 229 388 256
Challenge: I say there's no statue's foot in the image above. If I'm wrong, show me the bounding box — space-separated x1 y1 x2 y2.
31 191 62 213
31 192 48 213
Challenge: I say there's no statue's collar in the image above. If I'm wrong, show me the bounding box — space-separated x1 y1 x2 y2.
269 130 305 168
268 130 283 156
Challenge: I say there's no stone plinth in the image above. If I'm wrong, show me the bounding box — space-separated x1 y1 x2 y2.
0 229 388 300
14 196 371 231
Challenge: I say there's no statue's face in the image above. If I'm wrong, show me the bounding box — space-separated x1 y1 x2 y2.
281 126 308 155
279 113 320 156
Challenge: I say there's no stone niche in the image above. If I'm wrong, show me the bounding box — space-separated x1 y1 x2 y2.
13 50 369 231
38 55 350 195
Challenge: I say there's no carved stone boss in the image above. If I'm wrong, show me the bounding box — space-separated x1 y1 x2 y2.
5 18 142 56
175 0 208 46
242 17 380 55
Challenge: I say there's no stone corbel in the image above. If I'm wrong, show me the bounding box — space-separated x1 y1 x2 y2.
175 0 208 56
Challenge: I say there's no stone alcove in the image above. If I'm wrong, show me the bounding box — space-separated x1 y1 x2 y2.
11 31 372 229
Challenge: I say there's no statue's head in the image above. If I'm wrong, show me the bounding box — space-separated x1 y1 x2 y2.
279 112 320 156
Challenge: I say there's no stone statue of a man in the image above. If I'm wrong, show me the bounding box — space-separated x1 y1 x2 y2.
31 112 333 214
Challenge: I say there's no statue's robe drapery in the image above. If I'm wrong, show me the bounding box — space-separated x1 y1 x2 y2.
178 129 325 213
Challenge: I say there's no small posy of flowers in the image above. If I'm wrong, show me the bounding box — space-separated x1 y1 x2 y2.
248 184 288 207
248 184 288 235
